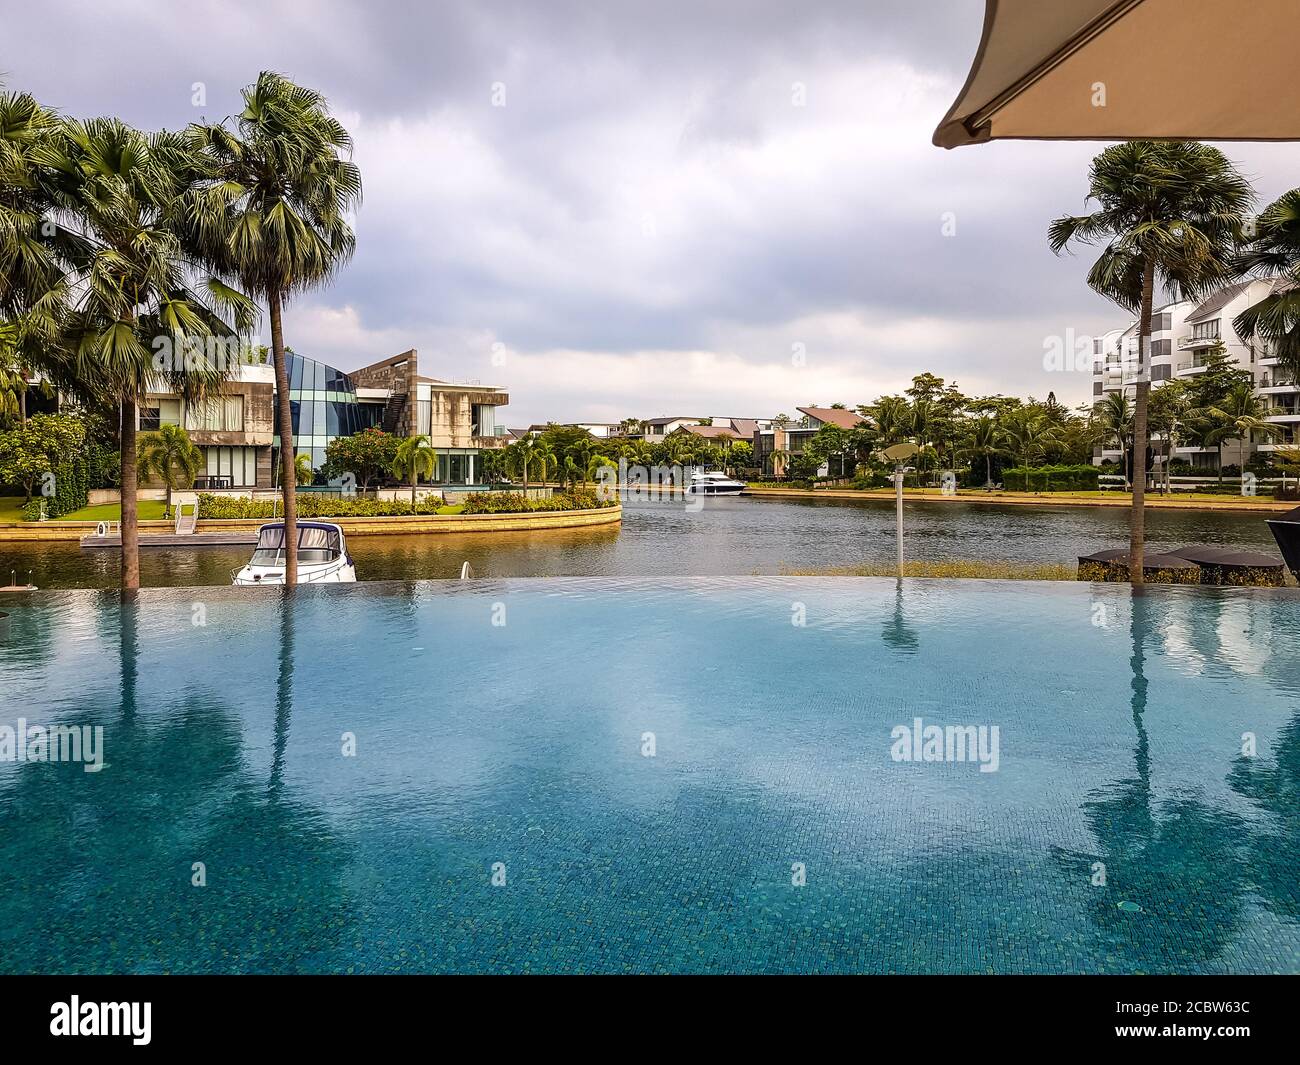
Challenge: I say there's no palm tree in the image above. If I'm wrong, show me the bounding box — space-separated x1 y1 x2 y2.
1147 381 1190 494
507 435 538 493
958 416 1007 489
1093 391 1135 488
1203 383 1282 485
43 118 250 589
531 438 557 486
1050 141 1251 584
391 434 437 509
769 448 791 479
188 72 361 586
1234 189 1300 377
0 91 70 426
138 423 202 518
293 451 314 486
1000 407 1058 472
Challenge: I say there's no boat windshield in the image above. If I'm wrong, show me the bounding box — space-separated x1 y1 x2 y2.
249 526 342 566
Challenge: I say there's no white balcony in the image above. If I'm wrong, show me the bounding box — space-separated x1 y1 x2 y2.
1178 334 1220 350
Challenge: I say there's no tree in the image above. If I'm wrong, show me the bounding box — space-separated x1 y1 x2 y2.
1000 406 1058 471
1202 383 1282 484
1234 188 1300 377
1093 392 1134 487
958 416 1007 489
137 423 203 518
391 434 437 508
1050 141 1251 584
0 411 84 500
294 451 314 486
43 118 249 589
1146 381 1191 494
189 72 361 586
320 427 398 490
0 90 67 381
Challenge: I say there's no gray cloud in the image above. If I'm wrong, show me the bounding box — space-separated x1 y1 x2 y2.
6 1 1300 423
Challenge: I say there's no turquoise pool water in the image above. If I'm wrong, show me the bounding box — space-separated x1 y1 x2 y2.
1 578 1297 974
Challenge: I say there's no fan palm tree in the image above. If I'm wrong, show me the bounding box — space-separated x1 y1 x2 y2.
1202 383 1282 485
188 72 361 586
391 434 437 509
1093 391 1135 487
1234 189 1300 377
137 423 203 518
1050 141 1251 584
0 90 72 425
41 118 251 589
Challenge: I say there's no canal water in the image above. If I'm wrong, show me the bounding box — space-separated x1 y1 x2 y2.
0 494 1283 589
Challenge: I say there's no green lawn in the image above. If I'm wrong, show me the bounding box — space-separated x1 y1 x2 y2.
0 496 169 522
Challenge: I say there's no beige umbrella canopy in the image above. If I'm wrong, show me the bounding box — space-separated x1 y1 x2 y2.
934 0 1300 148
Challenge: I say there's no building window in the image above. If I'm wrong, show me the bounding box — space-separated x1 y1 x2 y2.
185 396 244 432
1152 312 1172 332
202 446 258 487
1151 339 1171 357
1192 319 1220 340
1151 364 1172 382
1093 382 1103 395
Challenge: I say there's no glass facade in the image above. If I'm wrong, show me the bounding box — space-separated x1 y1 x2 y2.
274 351 384 475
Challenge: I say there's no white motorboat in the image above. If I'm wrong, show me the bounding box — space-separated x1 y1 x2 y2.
685 470 747 495
232 521 357 585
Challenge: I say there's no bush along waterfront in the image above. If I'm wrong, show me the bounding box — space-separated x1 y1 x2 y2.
193 489 613 520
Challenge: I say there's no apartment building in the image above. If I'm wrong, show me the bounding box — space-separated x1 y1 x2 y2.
1090 278 1297 470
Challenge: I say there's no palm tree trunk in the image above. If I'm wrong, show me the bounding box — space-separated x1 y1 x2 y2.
411 469 417 511
1129 258 1156 588
269 288 297 586
18 385 26 425
120 398 140 591
985 454 992 487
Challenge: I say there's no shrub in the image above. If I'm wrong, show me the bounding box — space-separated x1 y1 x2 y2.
196 489 611 520
20 498 45 521
461 489 612 514
1275 483 1300 502
1002 464 1100 492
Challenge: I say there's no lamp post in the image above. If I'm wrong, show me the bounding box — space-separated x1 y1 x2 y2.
881 443 920 579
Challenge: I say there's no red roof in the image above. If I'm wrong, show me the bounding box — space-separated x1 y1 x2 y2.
797 407 862 430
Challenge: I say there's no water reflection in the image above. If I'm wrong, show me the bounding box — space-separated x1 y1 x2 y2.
881 580 919 653
0 593 355 974
1051 592 1273 970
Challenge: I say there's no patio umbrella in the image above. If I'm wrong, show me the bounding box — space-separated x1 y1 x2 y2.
934 0 1300 148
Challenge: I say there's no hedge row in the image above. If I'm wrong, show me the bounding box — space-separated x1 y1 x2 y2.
461 490 614 514
196 493 458 519
1002 465 1100 492
194 489 614 520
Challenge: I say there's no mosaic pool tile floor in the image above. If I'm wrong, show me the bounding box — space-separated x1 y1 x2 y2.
1 578 1297 973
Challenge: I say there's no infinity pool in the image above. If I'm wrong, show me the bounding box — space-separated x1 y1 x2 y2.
1 578 1297 974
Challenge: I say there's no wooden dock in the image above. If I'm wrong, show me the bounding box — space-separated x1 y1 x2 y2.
81 531 257 550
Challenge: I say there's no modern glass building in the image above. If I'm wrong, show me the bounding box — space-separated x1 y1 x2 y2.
275 351 385 475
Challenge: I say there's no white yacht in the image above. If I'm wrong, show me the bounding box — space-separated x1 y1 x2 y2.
232 522 357 585
686 470 747 496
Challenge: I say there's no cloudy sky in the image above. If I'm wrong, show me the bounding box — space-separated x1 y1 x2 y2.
7 0 1300 425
